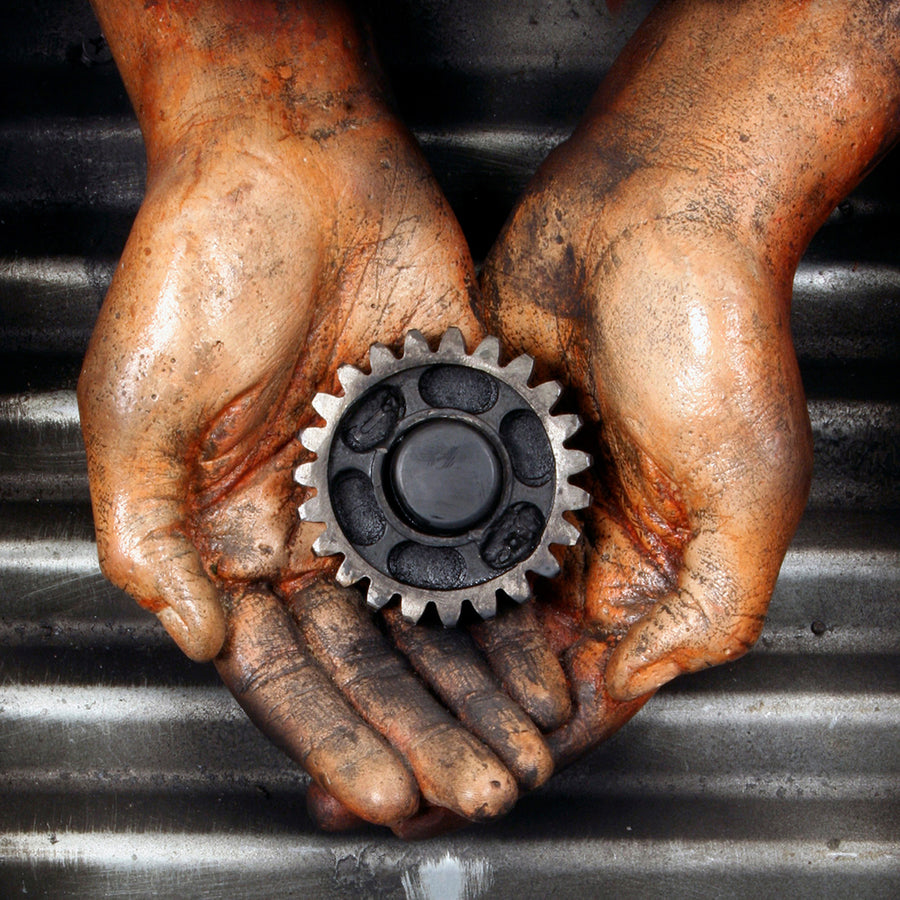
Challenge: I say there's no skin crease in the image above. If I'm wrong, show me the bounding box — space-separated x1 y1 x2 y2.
78 0 900 836
78 0 569 831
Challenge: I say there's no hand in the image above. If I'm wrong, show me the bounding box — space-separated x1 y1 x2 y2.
367 0 900 786
77 0 558 831
473 0 900 765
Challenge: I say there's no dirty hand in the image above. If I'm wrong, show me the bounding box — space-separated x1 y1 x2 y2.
364 0 900 791
468 0 900 766
297 0 900 835
78 0 558 833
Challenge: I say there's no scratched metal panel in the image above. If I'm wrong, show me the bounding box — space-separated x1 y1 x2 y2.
0 1 898 898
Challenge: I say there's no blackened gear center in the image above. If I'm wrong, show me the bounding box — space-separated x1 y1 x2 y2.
388 419 503 534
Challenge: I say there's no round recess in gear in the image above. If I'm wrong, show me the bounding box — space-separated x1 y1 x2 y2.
295 328 591 625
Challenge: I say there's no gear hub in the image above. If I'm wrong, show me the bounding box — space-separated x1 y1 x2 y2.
295 329 590 625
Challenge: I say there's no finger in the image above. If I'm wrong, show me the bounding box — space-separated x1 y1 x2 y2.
288 582 518 822
151 555 227 662
89 484 227 662
391 806 470 841
308 782 469 841
602 508 779 702
383 606 554 791
306 781 367 832
469 602 572 732
546 635 652 768
215 585 419 827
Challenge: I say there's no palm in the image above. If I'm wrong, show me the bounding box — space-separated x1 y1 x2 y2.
478 136 812 765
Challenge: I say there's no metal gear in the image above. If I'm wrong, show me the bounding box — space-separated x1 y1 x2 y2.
294 328 591 625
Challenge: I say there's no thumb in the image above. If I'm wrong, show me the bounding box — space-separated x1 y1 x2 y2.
96 487 227 661
603 530 781 702
77 367 227 662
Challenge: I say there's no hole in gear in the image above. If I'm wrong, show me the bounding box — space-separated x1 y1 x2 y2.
480 502 545 570
340 385 405 452
500 409 554 487
387 541 468 589
418 364 500 413
331 469 387 546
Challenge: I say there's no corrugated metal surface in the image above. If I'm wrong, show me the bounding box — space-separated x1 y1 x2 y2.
1 1 897 897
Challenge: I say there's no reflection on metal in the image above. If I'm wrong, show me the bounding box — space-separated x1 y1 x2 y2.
0 0 897 897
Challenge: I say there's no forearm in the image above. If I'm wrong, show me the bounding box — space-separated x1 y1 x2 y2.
89 0 386 167
573 0 900 285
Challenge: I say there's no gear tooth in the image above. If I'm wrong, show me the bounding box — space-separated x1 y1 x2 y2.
553 520 581 546
312 392 342 420
436 600 461 627
471 591 497 619
368 342 396 373
365 581 393 610
504 574 532 601
403 330 430 359
531 549 560 578
562 484 592 511
298 495 324 523
438 327 466 356
553 412 582 440
335 558 357 586
312 530 341 556
294 462 315 486
564 449 592 475
337 363 364 392
531 380 562 411
300 426 327 453
472 334 500 366
401 595 427 623
504 354 534 385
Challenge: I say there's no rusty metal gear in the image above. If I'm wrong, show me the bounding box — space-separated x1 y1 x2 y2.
294 329 590 625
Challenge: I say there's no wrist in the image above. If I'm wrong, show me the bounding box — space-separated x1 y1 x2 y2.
91 0 389 164
568 0 900 283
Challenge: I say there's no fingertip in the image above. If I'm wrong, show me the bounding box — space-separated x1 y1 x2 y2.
306 782 368 832
463 764 518 823
391 806 470 841
319 751 420 828
510 730 554 792
157 596 226 662
360 776 420 827
447 752 518 823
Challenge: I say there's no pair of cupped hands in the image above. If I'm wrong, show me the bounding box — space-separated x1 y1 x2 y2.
77 0 898 837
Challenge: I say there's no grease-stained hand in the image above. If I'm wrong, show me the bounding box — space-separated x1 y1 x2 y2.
363 0 900 799
470 0 900 767
78 0 562 833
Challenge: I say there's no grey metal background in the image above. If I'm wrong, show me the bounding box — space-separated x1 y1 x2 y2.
0 1 897 897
